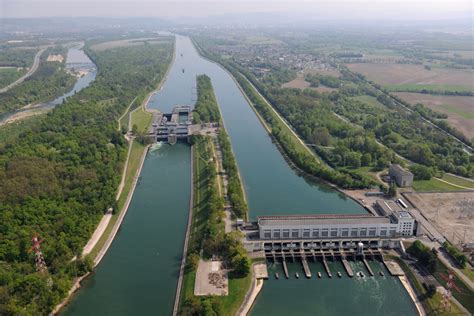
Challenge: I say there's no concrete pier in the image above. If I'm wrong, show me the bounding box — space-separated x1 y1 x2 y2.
301 258 312 278
342 259 354 277
363 259 374 276
322 258 332 278
282 259 289 279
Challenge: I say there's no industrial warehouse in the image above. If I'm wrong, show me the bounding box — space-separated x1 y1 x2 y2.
257 200 415 242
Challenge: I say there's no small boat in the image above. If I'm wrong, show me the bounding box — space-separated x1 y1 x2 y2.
295 272 300 279
337 272 342 278
182 68 185 73
275 272 279 279
317 272 322 278
379 271 384 277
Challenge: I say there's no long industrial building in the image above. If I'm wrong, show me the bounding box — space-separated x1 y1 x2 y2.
257 200 415 249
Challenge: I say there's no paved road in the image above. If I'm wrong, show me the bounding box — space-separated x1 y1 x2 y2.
0 48 45 93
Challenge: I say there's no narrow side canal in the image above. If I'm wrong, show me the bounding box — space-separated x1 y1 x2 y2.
64 35 417 315
0 46 97 124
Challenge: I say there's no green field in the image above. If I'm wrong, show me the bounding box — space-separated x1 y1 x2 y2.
413 178 462 192
385 83 473 94
343 166 382 184
352 95 385 109
439 104 474 120
131 106 153 133
441 174 474 189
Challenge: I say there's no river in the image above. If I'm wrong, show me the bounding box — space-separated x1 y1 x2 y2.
63 35 417 315
0 46 97 125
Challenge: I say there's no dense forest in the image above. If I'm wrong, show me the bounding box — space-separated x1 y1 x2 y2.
0 47 76 114
0 48 37 68
0 39 173 315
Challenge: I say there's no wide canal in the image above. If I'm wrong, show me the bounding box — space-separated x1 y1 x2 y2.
64 35 417 315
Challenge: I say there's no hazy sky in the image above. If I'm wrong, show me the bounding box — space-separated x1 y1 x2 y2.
2 0 472 20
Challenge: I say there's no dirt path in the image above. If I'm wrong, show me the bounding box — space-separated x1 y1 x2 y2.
0 48 45 93
82 209 113 256
117 97 137 132
434 177 474 191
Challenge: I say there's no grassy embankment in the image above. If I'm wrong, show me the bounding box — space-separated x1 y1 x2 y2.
130 105 153 133
413 173 474 192
390 256 465 316
412 179 462 192
179 75 251 315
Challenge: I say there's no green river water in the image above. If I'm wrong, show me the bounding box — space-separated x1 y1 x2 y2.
63 35 417 316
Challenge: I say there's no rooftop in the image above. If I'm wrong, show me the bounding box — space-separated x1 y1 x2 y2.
257 214 391 226
390 164 413 176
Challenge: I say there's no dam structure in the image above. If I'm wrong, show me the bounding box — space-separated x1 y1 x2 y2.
253 199 416 255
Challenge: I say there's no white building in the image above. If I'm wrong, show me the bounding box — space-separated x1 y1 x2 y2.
258 201 415 240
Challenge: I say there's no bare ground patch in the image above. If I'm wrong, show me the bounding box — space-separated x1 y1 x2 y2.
194 260 228 296
404 192 474 246
394 92 474 139
347 63 474 88
281 75 337 93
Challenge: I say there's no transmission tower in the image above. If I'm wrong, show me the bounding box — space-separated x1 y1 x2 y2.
30 235 47 273
439 271 461 312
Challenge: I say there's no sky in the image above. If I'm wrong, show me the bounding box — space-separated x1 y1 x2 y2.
1 0 472 20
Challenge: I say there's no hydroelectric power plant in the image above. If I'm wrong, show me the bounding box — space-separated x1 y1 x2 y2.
240 199 414 280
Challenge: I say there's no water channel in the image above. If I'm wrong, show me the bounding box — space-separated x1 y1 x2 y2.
63 35 417 315
0 46 97 124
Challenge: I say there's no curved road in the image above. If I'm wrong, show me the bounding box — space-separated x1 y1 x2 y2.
0 48 45 93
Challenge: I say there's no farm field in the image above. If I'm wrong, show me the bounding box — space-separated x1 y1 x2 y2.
346 63 474 90
394 92 474 138
281 75 337 92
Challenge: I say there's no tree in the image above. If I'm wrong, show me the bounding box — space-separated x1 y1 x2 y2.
311 127 331 146
409 164 432 180
361 153 372 166
407 241 437 273
132 124 138 135
388 182 397 197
